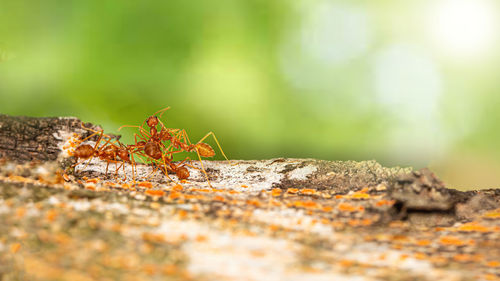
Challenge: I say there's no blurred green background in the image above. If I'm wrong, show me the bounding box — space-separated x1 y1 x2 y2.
1 0 499 189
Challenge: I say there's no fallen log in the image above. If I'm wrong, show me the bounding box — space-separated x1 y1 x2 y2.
0 114 499 281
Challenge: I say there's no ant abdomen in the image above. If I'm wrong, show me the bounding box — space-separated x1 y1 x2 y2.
144 141 162 160
74 144 94 159
194 143 215 158
175 166 190 180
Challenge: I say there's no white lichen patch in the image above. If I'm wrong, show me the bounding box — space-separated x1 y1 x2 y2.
288 165 317 181
74 158 304 192
189 159 304 191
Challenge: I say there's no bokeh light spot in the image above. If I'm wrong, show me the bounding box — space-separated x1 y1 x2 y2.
427 0 499 59
373 44 444 163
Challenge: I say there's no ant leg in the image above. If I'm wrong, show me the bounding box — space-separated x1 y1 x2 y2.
143 159 161 181
130 157 137 184
160 151 179 184
191 147 212 188
177 129 193 146
196 132 229 161
118 125 151 140
155 106 171 118
114 161 124 181
77 128 103 144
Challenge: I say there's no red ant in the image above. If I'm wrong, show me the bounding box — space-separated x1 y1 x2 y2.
119 107 228 186
72 126 137 181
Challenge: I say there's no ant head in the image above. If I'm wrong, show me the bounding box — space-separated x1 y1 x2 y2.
146 116 159 128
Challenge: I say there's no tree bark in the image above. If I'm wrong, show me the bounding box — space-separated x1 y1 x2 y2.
0 114 499 280
0 114 102 162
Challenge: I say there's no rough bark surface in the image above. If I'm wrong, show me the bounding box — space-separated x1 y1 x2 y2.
0 114 102 162
0 114 499 281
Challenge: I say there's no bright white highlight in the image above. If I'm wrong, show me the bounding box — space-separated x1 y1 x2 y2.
428 0 498 59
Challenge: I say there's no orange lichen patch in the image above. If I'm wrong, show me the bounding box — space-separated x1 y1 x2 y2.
142 264 157 275
85 184 96 190
429 256 448 266
121 183 131 189
414 252 427 260
241 184 248 188
456 222 492 233
171 185 183 191
269 224 280 232
389 221 408 228
228 190 241 195
145 189 165 197
415 239 431 246
216 209 231 218
322 206 333 212
169 191 182 200
162 264 179 276
54 233 71 245
483 274 499 281
142 232 166 243
453 254 472 263
10 243 21 254
195 235 208 242
332 221 345 228
359 187 370 193
320 218 330 224
391 235 410 243
348 219 373 227
486 261 500 267
137 182 153 188
339 259 355 267
269 199 282 207
291 200 319 209
191 188 211 193
338 203 359 212
15 207 26 218
399 254 409 261
350 191 371 199
300 188 317 195
246 199 261 207
85 178 100 184
45 209 58 222
271 188 282 197
335 195 344 199
391 244 403 250
250 249 266 258
483 209 500 219
110 223 122 233
376 200 396 207
439 236 465 246
213 195 225 202
287 188 299 194
9 175 37 185
303 200 319 209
